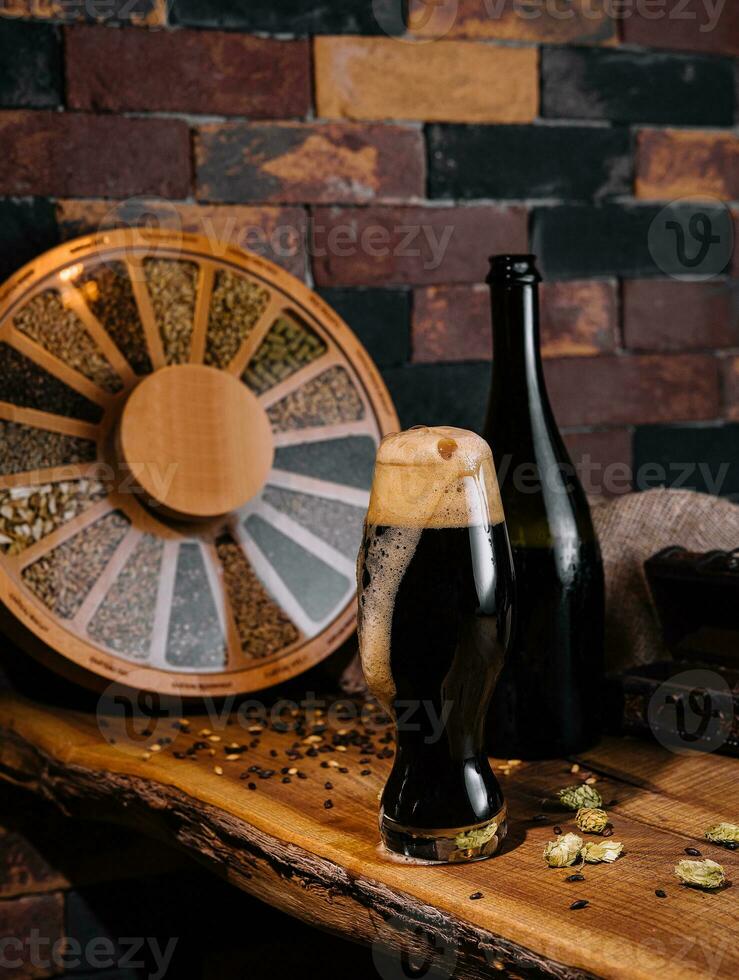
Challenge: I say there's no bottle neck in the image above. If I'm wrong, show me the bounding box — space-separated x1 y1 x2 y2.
490 281 548 413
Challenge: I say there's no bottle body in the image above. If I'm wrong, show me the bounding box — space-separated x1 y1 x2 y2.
483 256 604 759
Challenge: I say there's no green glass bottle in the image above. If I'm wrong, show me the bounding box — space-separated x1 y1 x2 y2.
483 255 605 758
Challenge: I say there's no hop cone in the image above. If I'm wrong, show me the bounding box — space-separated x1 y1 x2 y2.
543 833 583 868
575 807 608 834
705 823 739 845
558 784 603 811
582 840 623 864
675 859 725 890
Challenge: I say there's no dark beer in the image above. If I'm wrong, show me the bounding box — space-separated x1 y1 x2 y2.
358 426 515 862
483 255 605 759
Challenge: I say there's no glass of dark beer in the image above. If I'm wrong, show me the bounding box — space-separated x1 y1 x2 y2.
357 425 515 862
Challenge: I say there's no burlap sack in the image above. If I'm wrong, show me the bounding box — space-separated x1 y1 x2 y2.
592 488 739 673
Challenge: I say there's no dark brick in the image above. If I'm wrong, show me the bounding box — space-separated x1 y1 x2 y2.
311 205 528 286
563 428 633 497
381 363 490 432
0 198 59 282
623 279 739 352
196 123 423 205
0 21 61 108
0 892 64 977
56 200 308 279
406 0 616 44
0 112 191 199
412 280 617 363
317 288 410 367
532 204 733 280
542 47 735 126
633 422 739 500
169 0 396 34
622 2 739 58
636 128 739 201
545 355 719 427
0 0 163 24
428 124 631 201
65 26 310 117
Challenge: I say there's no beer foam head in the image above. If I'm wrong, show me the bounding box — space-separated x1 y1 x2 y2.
366 425 504 528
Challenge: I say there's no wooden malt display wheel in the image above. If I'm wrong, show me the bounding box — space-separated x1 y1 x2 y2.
0 229 397 696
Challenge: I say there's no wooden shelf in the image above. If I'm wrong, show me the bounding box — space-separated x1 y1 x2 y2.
0 683 737 980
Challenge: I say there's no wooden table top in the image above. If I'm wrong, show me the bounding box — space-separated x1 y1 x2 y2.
0 684 736 980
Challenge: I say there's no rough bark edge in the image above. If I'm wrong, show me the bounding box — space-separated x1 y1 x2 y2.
0 728 598 980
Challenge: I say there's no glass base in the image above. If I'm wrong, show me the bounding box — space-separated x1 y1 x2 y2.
380 805 507 864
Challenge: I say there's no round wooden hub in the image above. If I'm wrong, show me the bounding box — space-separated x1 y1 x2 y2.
119 364 274 519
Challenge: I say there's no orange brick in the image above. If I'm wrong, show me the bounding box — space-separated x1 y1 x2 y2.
406 0 616 44
0 0 165 24
314 37 538 123
636 129 739 201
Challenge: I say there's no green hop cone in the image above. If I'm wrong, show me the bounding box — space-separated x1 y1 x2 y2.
557 784 603 811
575 807 609 834
582 840 623 864
454 821 498 850
674 858 725 890
543 833 583 868
705 823 739 845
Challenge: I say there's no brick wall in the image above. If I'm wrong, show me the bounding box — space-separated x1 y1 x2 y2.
0 1 737 495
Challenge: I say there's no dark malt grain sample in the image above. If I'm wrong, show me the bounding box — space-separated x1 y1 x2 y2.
205 270 270 369
0 478 107 556
165 542 226 668
22 510 130 619
78 262 153 375
14 290 123 394
267 365 364 433
143 258 198 365
262 485 365 559
242 314 327 395
273 435 376 490
0 421 96 476
216 534 299 659
0 343 102 423
245 514 350 623
88 534 163 659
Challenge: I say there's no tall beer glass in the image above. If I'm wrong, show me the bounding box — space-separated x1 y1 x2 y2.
357 426 515 862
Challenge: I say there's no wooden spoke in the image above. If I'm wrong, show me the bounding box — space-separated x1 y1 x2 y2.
126 257 166 371
11 496 114 573
257 352 341 409
147 539 179 669
225 291 288 378
70 527 141 633
61 285 137 390
272 419 375 449
246 497 356 581
230 520 317 638
189 263 215 366
264 470 370 510
0 462 101 494
7 330 114 409
0 401 99 442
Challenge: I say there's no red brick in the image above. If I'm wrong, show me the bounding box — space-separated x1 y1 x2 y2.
636 129 739 201
310 206 527 287
0 111 190 199
411 280 617 363
314 37 538 123
722 356 739 420
545 354 720 427
0 892 64 977
56 200 308 279
563 428 633 496
196 123 423 205
623 279 738 351
406 0 616 44
622 1 739 57
65 26 310 118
